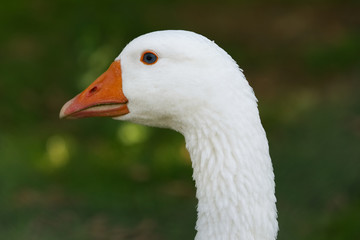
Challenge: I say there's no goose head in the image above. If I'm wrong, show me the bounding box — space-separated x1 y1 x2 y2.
60 30 254 132
60 30 278 240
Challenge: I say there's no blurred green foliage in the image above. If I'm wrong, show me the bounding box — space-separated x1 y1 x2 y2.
1 0 359 239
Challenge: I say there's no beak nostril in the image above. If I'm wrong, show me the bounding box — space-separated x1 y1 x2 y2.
89 86 98 94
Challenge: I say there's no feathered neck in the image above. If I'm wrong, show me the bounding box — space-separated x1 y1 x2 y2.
182 106 278 240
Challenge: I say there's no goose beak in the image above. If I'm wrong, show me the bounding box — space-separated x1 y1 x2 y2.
59 61 129 119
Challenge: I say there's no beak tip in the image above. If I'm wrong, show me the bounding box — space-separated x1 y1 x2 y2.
59 111 66 119
59 107 67 119
59 98 74 119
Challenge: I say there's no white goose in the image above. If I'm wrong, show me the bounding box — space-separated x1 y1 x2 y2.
60 30 278 240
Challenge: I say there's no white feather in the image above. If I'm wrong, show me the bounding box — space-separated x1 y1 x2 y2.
113 30 278 240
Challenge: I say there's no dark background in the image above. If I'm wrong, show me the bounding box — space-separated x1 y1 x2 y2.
1 0 359 239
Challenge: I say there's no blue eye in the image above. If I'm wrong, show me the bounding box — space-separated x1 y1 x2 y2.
141 51 158 65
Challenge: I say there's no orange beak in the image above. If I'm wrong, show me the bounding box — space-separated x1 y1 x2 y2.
59 61 129 119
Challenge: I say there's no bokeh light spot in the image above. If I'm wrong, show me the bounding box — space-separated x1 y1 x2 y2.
117 123 149 145
46 135 69 168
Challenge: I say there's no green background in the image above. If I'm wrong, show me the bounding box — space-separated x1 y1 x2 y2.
1 0 359 239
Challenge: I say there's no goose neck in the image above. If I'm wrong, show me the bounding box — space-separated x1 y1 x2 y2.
183 115 278 240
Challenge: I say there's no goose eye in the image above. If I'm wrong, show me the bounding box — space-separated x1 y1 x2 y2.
141 51 158 65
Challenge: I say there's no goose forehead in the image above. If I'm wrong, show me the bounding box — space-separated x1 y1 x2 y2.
133 30 211 47
119 30 216 58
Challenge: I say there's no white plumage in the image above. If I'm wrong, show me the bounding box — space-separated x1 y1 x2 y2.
60 30 278 240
